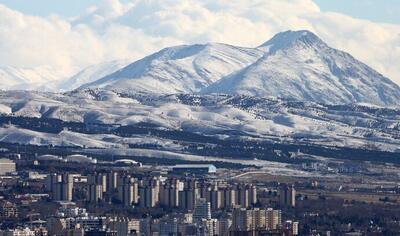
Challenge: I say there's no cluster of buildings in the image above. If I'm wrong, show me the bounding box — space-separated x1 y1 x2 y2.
46 172 258 211
0 155 301 236
300 161 365 175
230 207 298 235
3 202 296 236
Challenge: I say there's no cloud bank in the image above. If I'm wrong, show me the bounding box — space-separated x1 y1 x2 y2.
0 0 399 84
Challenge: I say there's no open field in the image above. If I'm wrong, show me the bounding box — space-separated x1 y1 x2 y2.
299 190 400 204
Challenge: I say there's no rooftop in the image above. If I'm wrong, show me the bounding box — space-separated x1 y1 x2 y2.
173 164 216 169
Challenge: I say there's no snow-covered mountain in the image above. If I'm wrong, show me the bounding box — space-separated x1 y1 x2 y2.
0 61 130 92
1 30 399 106
0 66 64 91
203 30 400 106
80 43 264 94
80 30 400 106
56 60 131 91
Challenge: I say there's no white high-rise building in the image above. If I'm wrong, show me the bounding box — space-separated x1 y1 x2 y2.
46 174 73 201
118 176 139 207
198 219 218 236
139 177 160 208
87 174 104 203
231 208 281 231
232 208 254 231
266 208 282 230
279 184 296 207
106 172 118 194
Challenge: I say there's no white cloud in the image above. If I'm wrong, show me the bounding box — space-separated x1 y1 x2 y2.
0 2 179 76
0 0 399 85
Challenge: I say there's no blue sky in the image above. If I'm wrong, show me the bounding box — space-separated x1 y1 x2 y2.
314 0 400 24
0 0 399 24
0 0 127 16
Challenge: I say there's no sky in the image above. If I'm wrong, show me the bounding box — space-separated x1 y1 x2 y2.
0 0 399 24
0 0 399 84
315 0 400 24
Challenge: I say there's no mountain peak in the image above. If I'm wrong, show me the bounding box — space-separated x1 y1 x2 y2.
258 30 326 52
77 29 400 106
203 30 400 106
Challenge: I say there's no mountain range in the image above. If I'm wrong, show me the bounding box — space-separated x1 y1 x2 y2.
1 31 400 163
1 30 400 106
0 66 63 91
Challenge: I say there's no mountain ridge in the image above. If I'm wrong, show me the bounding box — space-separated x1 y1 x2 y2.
0 30 399 106
201 30 400 106
80 43 264 94
56 60 131 91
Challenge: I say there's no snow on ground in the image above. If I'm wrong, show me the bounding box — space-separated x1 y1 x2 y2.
203 30 400 106
0 104 11 114
0 90 399 153
0 66 64 91
0 126 119 148
81 43 264 94
0 125 183 150
57 60 131 91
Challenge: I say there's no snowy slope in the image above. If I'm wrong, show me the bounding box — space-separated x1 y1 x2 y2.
0 90 399 152
57 60 131 91
202 30 400 106
0 61 130 92
0 125 181 150
0 126 118 148
81 43 264 93
0 66 64 91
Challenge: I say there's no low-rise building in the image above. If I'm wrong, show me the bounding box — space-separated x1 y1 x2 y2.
0 201 18 218
171 164 217 175
0 158 16 175
0 228 35 236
